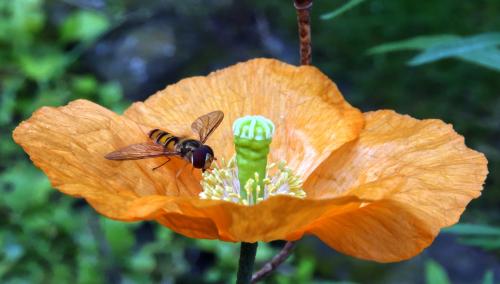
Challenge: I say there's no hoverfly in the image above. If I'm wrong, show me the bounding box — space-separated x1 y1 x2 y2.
105 111 224 172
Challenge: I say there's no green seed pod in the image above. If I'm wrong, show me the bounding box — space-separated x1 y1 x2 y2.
232 115 275 203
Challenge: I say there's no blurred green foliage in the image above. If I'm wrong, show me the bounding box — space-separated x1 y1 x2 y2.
443 224 500 251
424 260 494 284
1 0 499 283
320 0 367 20
368 32 500 71
425 260 451 284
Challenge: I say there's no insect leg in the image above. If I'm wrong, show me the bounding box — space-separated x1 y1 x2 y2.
152 157 171 171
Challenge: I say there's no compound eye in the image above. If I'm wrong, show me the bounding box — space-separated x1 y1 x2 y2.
192 149 206 169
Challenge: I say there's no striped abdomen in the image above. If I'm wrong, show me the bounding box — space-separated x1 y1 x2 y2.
148 129 180 151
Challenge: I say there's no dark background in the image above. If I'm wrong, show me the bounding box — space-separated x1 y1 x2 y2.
1 0 499 283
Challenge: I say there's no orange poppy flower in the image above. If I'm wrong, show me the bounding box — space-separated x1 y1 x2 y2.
13 58 487 262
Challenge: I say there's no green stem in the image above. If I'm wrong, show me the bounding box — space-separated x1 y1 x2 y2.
237 242 258 284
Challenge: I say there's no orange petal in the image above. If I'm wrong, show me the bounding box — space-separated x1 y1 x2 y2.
304 110 488 262
124 58 364 178
305 200 435 262
153 195 363 242
13 100 202 220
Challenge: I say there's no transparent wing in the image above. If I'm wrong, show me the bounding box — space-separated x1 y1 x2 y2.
191 110 224 143
105 143 179 160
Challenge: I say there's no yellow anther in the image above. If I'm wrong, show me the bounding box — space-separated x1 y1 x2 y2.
199 156 305 206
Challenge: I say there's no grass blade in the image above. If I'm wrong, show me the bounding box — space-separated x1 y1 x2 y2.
482 270 494 284
443 223 500 236
425 260 451 284
320 0 367 20
367 35 460 55
408 32 500 65
457 48 500 72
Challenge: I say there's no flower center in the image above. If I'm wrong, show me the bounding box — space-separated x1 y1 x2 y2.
199 157 305 205
199 115 305 205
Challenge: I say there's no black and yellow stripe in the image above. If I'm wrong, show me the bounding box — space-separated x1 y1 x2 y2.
148 129 179 150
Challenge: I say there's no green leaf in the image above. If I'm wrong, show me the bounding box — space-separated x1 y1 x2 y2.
368 33 500 72
51 265 72 283
367 35 460 54
255 242 274 262
0 77 23 125
98 82 123 106
296 257 315 283
458 237 500 250
409 32 500 65
101 218 135 259
443 223 500 236
425 260 451 284
71 75 99 96
20 87 69 117
77 254 104 284
482 270 494 284
457 48 500 72
130 247 156 273
0 162 51 213
60 10 110 43
0 0 45 43
17 51 67 82
320 0 367 20
0 235 25 279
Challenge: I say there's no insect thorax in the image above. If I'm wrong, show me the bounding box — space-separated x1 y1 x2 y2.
176 139 203 156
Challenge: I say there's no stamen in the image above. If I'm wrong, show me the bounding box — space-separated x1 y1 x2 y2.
199 157 305 205
200 115 304 205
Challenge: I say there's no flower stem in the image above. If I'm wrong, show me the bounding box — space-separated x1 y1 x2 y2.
294 0 313 65
237 242 259 284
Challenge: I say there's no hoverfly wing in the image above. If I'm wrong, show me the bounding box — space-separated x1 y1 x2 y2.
105 143 179 160
191 110 224 143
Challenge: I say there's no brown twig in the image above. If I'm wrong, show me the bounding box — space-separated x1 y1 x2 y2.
294 0 313 65
251 241 296 283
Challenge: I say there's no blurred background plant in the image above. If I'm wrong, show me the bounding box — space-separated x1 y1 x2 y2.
1 0 499 283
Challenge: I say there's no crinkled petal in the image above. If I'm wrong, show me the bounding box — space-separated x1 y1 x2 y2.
153 195 363 242
305 200 435 262
304 110 488 262
13 100 202 221
124 58 364 179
